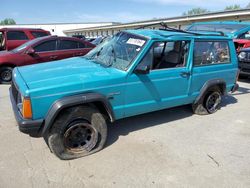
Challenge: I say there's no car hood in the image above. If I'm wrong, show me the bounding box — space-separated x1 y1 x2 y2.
233 39 250 44
17 57 126 93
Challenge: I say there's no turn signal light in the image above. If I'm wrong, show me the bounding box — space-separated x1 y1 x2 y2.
22 98 32 119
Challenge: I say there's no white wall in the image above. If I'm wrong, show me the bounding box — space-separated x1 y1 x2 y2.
0 23 114 36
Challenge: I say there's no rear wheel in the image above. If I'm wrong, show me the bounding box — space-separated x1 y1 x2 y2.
44 106 107 160
204 91 222 114
0 66 13 84
192 87 222 115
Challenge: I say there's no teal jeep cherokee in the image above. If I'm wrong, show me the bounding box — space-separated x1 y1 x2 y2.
10 29 239 160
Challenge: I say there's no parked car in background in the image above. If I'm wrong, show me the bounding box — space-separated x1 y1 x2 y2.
0 35 95 83
0 28 50 51
238 48 250 78
187 21 250 52
10 29 239 160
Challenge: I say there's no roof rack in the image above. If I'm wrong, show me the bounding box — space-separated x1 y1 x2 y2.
137 22 226 37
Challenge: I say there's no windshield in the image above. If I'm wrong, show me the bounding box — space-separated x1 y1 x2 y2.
12 37 42 53
85 32 147 71
188 24 249 33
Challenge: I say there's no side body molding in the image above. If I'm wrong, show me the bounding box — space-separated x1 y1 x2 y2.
41 93 115 135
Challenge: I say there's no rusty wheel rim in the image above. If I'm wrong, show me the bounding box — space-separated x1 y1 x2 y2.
64 122 98 153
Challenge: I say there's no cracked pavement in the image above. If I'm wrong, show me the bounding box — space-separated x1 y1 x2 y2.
0 80 250 187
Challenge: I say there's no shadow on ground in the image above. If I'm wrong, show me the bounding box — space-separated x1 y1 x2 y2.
106 105 193 147
106 94 238 147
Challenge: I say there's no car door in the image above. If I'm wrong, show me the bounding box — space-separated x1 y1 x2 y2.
57 39 82 59
77 41 94 56
32 39 59 63
23 39 58 65
124 40 193 118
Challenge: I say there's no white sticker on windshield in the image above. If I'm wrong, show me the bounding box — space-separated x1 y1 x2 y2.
126 38 145 47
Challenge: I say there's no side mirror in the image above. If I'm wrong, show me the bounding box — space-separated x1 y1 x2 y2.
134 65 150 74
26 48 35 55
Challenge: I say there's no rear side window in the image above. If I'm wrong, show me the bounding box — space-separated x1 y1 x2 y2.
193 41 230 66
31 31 49 38
7 31 28 40
78 42 86 48
59 40 78 50
34 40 57 52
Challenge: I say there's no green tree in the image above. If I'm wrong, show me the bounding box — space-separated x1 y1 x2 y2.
182 8 210 16
224 4 241 10
0 18 16 25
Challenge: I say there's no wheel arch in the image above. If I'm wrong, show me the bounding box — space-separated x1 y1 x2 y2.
194 79 226 105
0 63 16 68
41 93 115 136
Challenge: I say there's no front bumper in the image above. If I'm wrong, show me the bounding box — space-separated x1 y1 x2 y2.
239 61 250 76
9 87 43 137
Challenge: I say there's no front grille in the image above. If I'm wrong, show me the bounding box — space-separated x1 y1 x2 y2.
11 81 19 104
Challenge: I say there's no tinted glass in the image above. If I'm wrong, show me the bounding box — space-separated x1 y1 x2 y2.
34 40 56 52
78 42 85 48
193 41 230 66
31 31 49 38
7 31 28 40
59 40 78 50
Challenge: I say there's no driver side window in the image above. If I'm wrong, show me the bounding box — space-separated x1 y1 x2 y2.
138 40 190 71
34 40 57 52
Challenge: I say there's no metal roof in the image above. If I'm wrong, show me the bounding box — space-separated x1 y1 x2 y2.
64 8 250 33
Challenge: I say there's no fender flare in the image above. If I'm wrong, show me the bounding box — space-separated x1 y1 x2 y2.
194 79 226 104
41 93 115 135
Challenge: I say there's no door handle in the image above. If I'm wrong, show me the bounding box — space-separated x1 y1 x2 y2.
180 71 191 77
50 55 58 60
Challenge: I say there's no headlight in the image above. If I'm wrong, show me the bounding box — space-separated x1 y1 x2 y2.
17 93 24 112
238 52 247 60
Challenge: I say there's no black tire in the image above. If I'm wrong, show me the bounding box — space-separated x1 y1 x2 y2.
44 106 107 160
192 87 222 115
239 75 248 79
0 66 13 84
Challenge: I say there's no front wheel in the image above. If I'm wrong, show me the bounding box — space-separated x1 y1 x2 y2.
44 106 107 160
0 66 13 84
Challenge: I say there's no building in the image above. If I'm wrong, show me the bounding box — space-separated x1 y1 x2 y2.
0 22 117 36
64 8 250 38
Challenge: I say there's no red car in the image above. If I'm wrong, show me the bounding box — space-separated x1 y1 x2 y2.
0 35 95 83
234 39 250 53
0 28 51 51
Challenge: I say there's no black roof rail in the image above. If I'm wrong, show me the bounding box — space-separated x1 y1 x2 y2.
136 22 226 37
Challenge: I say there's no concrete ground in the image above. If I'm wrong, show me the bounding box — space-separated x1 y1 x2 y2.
0 80 250 188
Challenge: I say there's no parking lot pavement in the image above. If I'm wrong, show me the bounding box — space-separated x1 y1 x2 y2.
0 80 250 188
